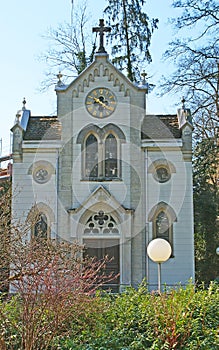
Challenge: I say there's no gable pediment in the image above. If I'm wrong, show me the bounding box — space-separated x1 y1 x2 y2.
68 185 132 217
56 54 147 98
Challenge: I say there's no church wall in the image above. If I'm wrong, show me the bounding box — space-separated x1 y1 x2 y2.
146 148 194 288
56 67 147 286
128 93 147 285
10 48 195 291
12 147 58 240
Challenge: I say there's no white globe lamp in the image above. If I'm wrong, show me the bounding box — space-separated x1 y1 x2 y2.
147 238 172 293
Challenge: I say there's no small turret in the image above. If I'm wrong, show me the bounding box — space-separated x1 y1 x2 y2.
177 97 192 129
11 98 30 162
177 98 193 161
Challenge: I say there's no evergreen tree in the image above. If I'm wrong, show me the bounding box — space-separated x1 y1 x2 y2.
103 0 158 82
193 138 219 283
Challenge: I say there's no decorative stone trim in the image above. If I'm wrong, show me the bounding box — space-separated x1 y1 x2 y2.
84 210 119 236
72 61 130 98
28 161 55 184
148 201 177 223
27 202 55 240
148 159 176 183
148 202 177 255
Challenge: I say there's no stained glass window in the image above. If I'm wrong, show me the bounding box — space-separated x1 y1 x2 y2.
105 134 117 177
85 134 98 178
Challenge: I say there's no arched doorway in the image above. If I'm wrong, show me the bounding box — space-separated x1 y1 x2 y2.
83 210 120 292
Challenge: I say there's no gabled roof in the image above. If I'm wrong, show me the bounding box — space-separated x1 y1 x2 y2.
141 114 181 140
23 114 181 141
55 53 148 94
23 116 61 141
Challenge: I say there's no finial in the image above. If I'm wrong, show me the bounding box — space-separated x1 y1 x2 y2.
57 71 64 86
57 71 63 82
57 71 62 81
15 111 21 124
141 70 147 85
92 19 111 53
181 96 186 110
22 97 26 110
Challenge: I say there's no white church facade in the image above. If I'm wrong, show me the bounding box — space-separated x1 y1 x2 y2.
11 24 195 291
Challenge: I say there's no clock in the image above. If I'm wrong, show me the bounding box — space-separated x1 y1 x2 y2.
85 88 116 118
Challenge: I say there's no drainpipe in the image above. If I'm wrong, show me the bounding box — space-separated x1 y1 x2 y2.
145 148 149 284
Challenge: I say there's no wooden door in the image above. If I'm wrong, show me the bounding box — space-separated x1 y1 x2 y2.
84 239 120 292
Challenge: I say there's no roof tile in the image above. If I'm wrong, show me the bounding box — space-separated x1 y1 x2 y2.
141 114 181 140
24 116 61 140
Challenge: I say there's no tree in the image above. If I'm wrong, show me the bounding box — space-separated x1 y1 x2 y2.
103 0 158 82
39 0 94 90
39 1 158 88
0 195 116 349
160 0 219 139
160 1 219 283
0 180 11 293
193 138 219 283
170 0 219 41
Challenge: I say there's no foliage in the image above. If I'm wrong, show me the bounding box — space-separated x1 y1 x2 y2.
1 282 218 349
160 0 219 284
40 0 158 88
0 180 11 293
104 0 158 82
82 282 218 350
193 138 219 283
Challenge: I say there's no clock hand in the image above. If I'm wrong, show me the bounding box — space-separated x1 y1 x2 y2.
93 97 108 108
93 97 113 110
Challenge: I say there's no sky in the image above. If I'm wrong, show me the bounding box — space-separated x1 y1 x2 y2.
0 0 179 156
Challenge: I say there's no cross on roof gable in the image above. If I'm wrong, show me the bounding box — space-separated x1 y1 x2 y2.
93 19 111 53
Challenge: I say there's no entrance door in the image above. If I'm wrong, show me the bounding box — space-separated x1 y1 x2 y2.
84 239 120 292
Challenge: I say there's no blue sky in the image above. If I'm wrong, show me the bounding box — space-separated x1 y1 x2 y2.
0 0 178 155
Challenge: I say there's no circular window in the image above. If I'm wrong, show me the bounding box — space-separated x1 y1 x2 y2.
33 168 50 184
154 166 170 183
30 161 54 184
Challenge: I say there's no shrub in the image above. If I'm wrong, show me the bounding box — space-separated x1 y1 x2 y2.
64 282 219 350
1 282 218 349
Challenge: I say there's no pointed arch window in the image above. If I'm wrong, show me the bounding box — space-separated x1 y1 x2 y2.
105 134 117 178
34 213 49 240
155 211 170 241
148 202 177 256
84 132 121 180
85 134 98 178
77 124 126 181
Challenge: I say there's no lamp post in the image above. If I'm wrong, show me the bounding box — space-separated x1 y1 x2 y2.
147 238 172 293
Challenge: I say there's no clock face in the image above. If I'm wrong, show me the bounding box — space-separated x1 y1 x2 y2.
85 88 116 118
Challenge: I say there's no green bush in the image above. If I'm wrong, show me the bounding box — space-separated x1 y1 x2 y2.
1 282 218 349
65 282 219 350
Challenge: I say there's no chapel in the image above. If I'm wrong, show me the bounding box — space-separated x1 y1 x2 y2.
11 20 195 291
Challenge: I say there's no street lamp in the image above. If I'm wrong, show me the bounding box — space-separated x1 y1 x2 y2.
216 247 219 256
147 238 172 293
